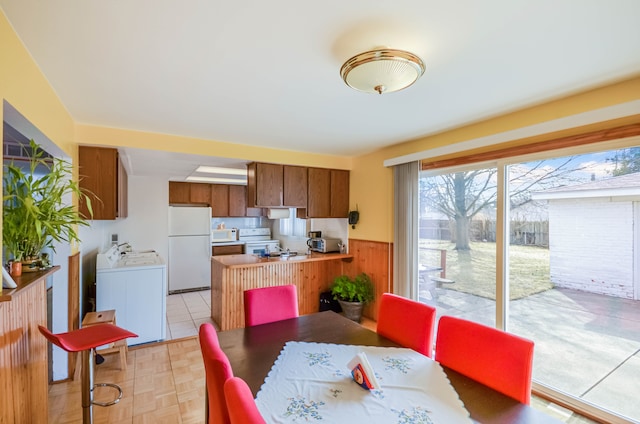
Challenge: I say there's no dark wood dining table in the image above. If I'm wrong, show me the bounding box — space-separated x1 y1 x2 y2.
217 311 562 424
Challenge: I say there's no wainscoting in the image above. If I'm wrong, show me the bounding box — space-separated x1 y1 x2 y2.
346 239 393 322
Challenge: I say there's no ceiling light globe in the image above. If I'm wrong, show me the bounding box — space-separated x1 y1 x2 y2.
340 49 425 94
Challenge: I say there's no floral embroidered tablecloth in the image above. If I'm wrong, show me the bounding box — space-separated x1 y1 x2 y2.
255 341 472 424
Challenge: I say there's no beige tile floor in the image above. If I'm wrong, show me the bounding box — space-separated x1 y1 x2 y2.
165 290 216 340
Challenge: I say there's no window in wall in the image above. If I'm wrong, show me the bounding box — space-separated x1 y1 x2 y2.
418 141 640 422
418 165 498 327
278 208 307 237
507 147 640 422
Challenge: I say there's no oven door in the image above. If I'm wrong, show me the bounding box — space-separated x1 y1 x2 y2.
244 240 279 255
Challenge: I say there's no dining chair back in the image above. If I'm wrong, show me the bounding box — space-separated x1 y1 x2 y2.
434 315 535 404
199 323 234 424
224 377 267 424
244 285 299 326
376 293 436 357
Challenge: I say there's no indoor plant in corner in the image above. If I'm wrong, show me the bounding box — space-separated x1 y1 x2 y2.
3 140 92 276
330 272 374 323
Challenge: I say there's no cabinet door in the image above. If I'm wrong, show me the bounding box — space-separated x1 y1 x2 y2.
330 169 350 217
307 167 331 217
212 244 244 255
79 146 118 220
255 163 284 207
283 165 308 207
211 184 230 216
190 183 211 205
228 185 246 216
169 182 191 204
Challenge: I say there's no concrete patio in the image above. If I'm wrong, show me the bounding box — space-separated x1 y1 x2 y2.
420 286 640 422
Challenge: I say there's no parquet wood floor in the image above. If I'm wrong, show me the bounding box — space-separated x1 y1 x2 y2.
48 337 206 424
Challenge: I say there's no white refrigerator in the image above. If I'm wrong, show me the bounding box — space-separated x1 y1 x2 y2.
168 206 212 293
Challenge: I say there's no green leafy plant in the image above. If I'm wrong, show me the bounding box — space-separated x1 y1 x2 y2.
3 140 93 262
330 272 374 304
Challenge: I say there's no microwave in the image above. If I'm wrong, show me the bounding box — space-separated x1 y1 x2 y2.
309 238 342 253
211 228 238 242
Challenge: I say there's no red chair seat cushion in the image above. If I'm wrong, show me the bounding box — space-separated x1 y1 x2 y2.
38 324 137 352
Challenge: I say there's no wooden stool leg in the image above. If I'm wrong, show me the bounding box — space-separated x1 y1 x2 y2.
118 341 127 371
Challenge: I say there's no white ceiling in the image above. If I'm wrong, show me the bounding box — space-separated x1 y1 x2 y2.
2 1 640 179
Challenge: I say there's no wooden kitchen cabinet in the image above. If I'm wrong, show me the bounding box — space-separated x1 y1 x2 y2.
190 183 211 205
79 146 128 220
299 168 350 218
212 244 243 256
168 182 211 205
211 184 229 216
168 182 190 204
283 165 307 207
247 162 282 207
247 162 307 208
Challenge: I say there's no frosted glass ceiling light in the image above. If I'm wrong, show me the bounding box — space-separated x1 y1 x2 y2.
340 49 425 94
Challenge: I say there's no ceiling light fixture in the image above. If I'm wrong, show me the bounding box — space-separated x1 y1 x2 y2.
195 166 247 176
186 176 247 184
340 48 425 95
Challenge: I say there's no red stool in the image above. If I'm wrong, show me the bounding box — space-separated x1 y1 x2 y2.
39 324 137 424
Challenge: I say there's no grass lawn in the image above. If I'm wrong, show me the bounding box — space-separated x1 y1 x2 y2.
419 240 552 300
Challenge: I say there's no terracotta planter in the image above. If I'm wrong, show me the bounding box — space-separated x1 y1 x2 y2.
338 300 364 323
10 261 22 277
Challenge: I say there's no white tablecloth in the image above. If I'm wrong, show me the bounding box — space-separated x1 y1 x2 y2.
255 341 472 424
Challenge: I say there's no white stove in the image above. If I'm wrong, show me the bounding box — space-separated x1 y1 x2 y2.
238 228 279 255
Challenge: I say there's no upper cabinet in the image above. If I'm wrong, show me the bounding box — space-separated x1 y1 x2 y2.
299 168 350 218
169 182 264 217
247 162 307 208
211 184 229 216
168 182 210 205
228 185 264 217
79 146 128 220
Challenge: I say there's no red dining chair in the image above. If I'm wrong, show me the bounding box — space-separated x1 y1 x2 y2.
224 377 267 424
244 285 299 326
199 323 234 424
434 315 535 404
376 293 437 357
38 324 137 424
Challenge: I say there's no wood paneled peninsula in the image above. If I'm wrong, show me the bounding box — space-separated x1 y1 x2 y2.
211 253 352 330
1 266 60 423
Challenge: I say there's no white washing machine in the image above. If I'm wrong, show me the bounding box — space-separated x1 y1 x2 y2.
96 245 167 346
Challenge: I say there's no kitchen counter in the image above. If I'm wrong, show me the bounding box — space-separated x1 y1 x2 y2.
211 253 353 330
212 252 352 268
1 266 60 302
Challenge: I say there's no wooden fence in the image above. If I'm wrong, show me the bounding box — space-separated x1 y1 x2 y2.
419 218 549 247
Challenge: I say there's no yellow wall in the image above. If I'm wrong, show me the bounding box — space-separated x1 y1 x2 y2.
353 76 640 242
0 11 75 155
75 125 351 170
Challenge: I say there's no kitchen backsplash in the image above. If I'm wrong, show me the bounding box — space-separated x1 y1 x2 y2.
211 217 269 230
274 217 349 254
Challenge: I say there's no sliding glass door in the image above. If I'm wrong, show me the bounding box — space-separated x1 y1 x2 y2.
418 142 640 422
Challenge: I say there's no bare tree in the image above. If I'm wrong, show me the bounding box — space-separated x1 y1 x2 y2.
420 157 583 250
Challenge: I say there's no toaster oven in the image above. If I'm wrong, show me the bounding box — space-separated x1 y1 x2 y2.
308 238 342 253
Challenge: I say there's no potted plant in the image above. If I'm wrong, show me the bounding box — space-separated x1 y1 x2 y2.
330 272 374 322
3 140 93 275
